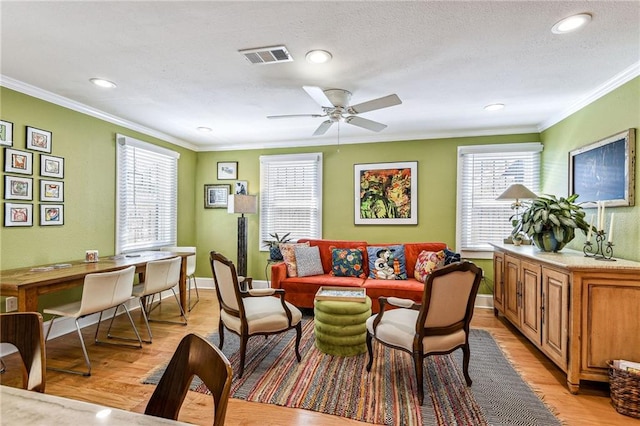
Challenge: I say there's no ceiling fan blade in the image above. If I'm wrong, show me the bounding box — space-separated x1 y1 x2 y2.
303 85 334 107
344 116 387 132
313 120 334 136
349 94 402 114
267 114 324 119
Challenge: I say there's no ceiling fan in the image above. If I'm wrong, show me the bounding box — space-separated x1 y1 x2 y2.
267 86 402 136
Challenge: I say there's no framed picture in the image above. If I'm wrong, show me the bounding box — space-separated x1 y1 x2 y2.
4 148 33 175
40 154 65 178
235 180 248 195
0 120 13 147
354 161 418 225
217 161 238 180
4 176 33 200
569 128 635 207
4 203 33 227
204 184 230 208
40 179 64 202
40 204 64 226
26 126 52 153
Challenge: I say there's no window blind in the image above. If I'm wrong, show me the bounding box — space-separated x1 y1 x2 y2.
259 153 323 249
456 143 542 253
116 134 179 254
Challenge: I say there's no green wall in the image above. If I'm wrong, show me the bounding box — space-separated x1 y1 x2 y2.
540 77 640 261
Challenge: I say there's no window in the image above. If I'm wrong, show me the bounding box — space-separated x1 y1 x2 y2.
259 153 323 249
116 134 179 254
456 143 542 257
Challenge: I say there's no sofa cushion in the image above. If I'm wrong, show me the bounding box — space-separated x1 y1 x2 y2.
298 239 369 274
330 247 366 278
414 250 445 283
402 242 448 278
366 244 407 280
295 245 324 277
443 247 461 265
280 242 309 277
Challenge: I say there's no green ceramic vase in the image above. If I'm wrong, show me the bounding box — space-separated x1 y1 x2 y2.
531 231 567 252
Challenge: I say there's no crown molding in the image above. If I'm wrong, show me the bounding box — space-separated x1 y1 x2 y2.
538 61 640 132
0 75 198 151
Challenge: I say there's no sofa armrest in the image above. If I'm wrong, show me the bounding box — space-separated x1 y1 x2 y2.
270 261 287 288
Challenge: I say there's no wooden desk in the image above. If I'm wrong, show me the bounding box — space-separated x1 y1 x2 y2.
0 251 192 313
0 385 190 425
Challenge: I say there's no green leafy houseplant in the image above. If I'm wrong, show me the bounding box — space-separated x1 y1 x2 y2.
511 194 590 252
262 232 292 260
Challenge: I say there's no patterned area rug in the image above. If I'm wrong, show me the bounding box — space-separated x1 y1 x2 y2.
143 319 560 425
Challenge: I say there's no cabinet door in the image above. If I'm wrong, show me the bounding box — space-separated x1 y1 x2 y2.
520 260 542 345
504 255 521 326
541 267 569 371
493 252 505 315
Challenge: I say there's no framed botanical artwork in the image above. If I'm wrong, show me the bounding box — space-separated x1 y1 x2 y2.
354 161 418 225
40 154 65 178
26 126 52 153
4 148 33 175
40 203 64 226
204 184 230 208
4 203 33 227
40 179 64 202
217 161 238 180
569 128 636 207
235 180 248 195
0 120 13 147
4 176 33 201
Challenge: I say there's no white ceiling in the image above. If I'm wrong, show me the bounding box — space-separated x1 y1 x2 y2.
1 1 639 152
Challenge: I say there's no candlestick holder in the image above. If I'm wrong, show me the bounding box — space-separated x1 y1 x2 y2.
583 231 616 261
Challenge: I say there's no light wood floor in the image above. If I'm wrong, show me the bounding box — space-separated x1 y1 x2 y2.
0 290 635 425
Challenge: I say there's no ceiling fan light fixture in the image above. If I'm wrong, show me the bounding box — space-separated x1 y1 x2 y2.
89 78 117 88
551 13 592 34
305 50 332 64
484 103 505 111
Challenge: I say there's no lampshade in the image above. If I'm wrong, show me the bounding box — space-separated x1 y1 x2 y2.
228 194 257 214
496 184 537 201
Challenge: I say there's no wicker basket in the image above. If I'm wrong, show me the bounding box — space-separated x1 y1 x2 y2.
609 361 640 419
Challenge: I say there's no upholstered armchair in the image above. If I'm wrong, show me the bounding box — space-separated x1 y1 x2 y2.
366 261 483 404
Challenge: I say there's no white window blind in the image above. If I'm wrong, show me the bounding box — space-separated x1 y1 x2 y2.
456 143 542 254
259 153 322 249
116 134 179 254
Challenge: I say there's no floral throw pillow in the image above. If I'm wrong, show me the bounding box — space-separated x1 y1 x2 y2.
280 242 309 277
414 250 446 283
330 247 366 278
367 245 407 280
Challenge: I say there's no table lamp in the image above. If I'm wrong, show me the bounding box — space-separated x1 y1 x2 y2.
496 184 537 243
228 194 258 277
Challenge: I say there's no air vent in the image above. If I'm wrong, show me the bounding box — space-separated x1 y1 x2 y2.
239 45 293 64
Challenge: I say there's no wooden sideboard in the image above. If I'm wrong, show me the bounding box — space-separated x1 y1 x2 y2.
491 243 640 394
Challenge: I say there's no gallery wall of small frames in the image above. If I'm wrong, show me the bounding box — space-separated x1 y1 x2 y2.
1 119 65 227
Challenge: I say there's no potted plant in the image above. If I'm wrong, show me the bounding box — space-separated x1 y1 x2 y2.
262 232 292 260
511 194 590 252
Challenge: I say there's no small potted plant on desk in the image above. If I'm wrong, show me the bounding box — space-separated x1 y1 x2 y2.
262 232 292 261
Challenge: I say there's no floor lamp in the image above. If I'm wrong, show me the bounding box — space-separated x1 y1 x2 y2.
496 184 537 243
228 194 257 277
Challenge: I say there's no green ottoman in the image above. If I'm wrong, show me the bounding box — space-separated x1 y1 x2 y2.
314 296 372 356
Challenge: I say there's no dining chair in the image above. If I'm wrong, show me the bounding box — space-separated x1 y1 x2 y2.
366 261 483 405
44 265 142 376
145 333 232 425
133 256 186 343
209 251 302 378
0 312 47 392
161 246 199 311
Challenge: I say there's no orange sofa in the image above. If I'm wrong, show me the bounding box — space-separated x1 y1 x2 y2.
270 239 448 313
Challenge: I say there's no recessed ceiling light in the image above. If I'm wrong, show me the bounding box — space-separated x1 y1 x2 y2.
89 78 117 88
197 126 212 132
305 50 332 64
484 103 505 111
551 13 592 34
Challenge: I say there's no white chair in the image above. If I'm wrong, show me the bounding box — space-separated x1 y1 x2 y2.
161 246 199 311
133 257 186 343
44 265 142 376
